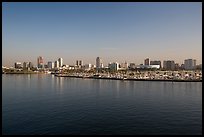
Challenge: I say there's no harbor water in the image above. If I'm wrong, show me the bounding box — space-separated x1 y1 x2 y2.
2 74 202 135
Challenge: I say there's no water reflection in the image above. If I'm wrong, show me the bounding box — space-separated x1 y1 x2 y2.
93 79 102 96
55 76 64 93
37 74 43 90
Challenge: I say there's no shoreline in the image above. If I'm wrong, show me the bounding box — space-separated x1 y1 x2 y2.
54 74 202 82
2 73 202 82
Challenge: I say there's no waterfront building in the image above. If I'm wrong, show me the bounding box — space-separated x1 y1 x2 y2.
48 61 54 69
58 58 63 67
195 64 202 70
96 57 103 69
150 60 161 68
76 60 79 66
129 63 136 69
14 62 22 69
175 63 180 70
109 62 119 71
101 63 104 68
180 64 185 70
44 64 48 69
55 60 59 68
23 62 29 69
121 61 128 69
137 64 160 69
28 62 33 69
79 60 83 66
84 64 92 70
163 60 175 70
37 56 44 68
144 58 150 65
184 59 196 70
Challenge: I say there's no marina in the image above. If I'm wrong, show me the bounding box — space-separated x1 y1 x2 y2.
54 71 202 82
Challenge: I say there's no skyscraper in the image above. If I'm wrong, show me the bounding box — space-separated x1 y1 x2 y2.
37 56 43 68
48 61 54 69
184 59 196 70
58 58 63 67
28 62 33 69
79 60 83 66
14 62 22 69
163 60 175 70
55 60 59 68
144 58 150 65
76 60 79 66
96 57 102 69
23 62 29 69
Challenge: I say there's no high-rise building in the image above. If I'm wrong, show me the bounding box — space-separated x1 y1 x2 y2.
76 60 79 66
48 61 54 69
150 60 161 68
28 62 33 68
79 60 83 66
14 62 22 69
163 60 175 70
108 62 119 71
144 58 150 65
58 58 63 67
23 62 29 69
54 60 59 68
184 59 196 70
37 56 43 68
96 57 102 69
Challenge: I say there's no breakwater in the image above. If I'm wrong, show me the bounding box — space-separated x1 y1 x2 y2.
54 74 202 82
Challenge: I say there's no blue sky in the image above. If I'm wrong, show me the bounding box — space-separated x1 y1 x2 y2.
2 2 202 66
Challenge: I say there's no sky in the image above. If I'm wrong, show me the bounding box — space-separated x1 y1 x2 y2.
2 2 202 67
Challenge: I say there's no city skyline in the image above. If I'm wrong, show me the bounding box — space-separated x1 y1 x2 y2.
2 2 202 67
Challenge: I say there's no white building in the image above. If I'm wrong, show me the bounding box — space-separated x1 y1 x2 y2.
184 59 196 70
58 58 63 67
137 65 160 69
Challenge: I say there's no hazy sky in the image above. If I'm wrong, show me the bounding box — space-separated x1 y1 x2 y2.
2 2 202 67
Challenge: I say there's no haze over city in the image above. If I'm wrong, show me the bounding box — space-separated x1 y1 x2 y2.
2 2 202 67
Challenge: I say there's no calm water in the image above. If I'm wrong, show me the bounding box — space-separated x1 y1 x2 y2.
2 74 202 135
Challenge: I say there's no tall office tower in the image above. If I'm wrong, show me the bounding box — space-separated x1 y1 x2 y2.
37 56 44 68
184 59 196 70
163 60 175 70
58 58 63 67
23 62 29 69
79 60 83 66
28 62 33 68
54 60 59 68
48 61 54 69
76 60 79 66
96 57 102 69
144 58 150 65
